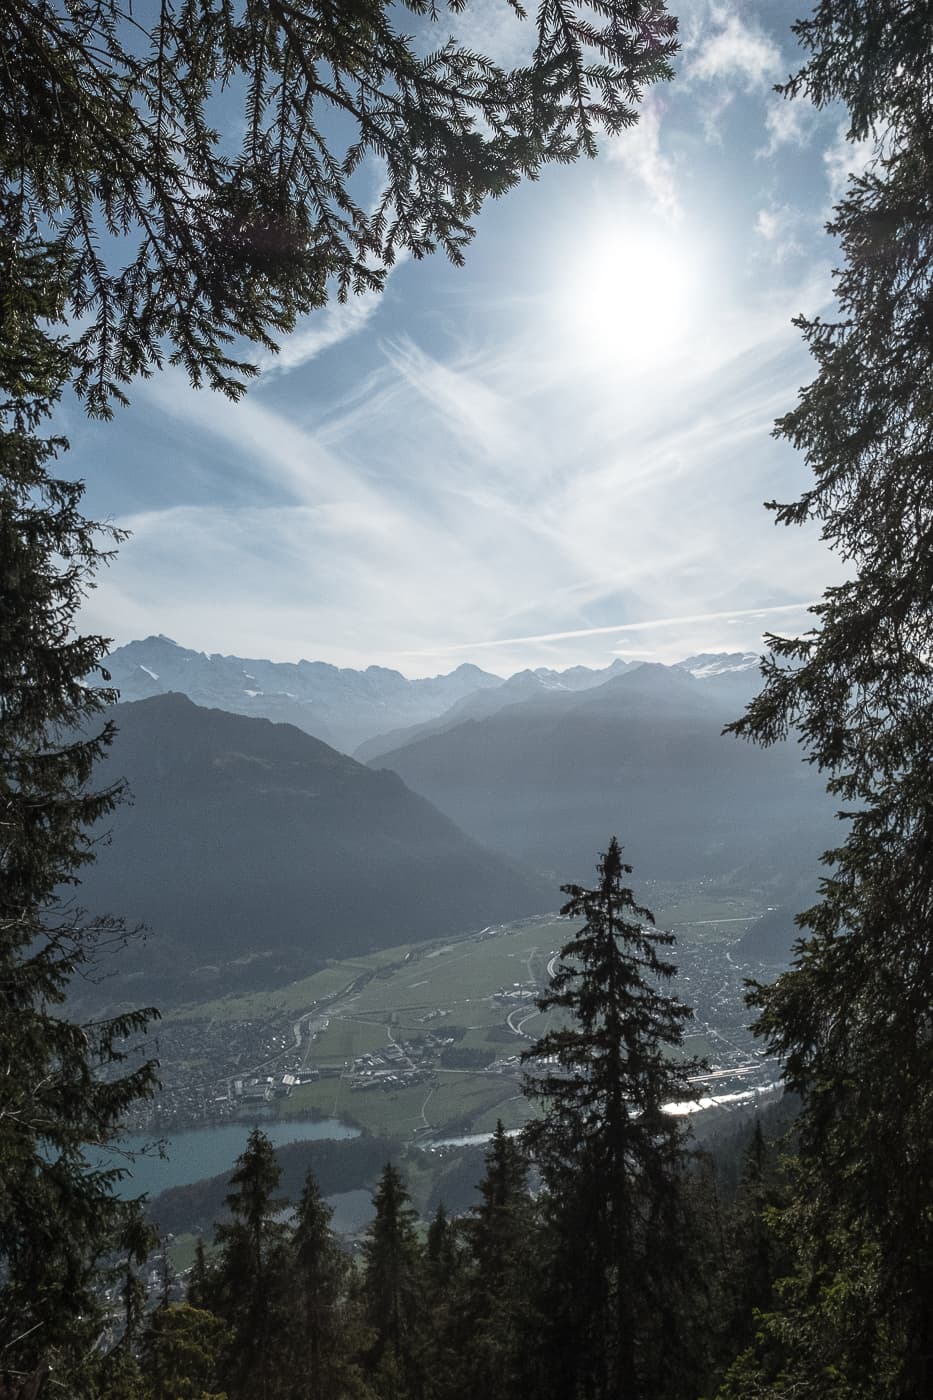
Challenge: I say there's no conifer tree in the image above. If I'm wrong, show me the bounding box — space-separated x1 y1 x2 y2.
455 1124 537 1400
208 1129 290 1400
723 5 933 1393
728 1121 778 1349
425 1202 459 1287
286 1168 369 1400
0 232 159 1386
522 838 702 1400
187 1239 210 1312
141 1302 231 1400
362 1164 425 1400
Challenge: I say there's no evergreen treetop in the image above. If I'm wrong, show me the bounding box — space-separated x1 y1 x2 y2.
522 838 702 1400
523 836 700 1158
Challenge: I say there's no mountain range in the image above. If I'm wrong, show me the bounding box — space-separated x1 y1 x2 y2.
103 635 762 755
77 695 552 1006
103 637 501 753
365 662 837 888
80 642 836 1004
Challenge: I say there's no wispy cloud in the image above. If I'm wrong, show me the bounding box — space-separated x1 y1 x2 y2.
754 202 808 262
383 336 529 467
259 291 383 376
686 5 782 92
142 368 358 505
759 94 817 156
607 98 682 222
403 601 820 655
680 2 784 143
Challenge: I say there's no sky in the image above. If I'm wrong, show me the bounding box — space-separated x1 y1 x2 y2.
63 0 875 679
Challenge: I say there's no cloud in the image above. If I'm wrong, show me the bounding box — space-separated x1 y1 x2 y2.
404 601 821 654
823 120 879 203
259 291 383 376
754 202 807 262
436 0 535 67
759 95 817 156
382 337 528 467
606 98 682 222
141 368 358 506
686 7 782 92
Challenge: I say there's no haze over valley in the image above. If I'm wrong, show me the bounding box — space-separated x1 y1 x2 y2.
85 635 835 1019
77 633 829 1211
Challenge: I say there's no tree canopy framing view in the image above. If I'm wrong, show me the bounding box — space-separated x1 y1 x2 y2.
3 0 933 1396
0 0 678 411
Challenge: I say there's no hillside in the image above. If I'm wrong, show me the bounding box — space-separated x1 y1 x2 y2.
77 695 552 1005
368 663 838 886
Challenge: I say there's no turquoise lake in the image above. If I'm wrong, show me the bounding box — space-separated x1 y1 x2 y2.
105 1118 358 1199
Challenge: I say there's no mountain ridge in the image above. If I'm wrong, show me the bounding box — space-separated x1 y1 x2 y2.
77 694 553 1007
104 636 764 757
364 661 834 888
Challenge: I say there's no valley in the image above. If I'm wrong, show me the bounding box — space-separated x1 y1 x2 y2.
129 887 783 1146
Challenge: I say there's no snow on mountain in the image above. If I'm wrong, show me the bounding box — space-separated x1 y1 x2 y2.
103 636 503 753
104 637 765 757
677 652 760 679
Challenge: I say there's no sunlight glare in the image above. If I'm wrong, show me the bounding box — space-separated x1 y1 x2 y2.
563 226 697 370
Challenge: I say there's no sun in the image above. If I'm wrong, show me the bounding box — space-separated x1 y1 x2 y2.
562 225 697 369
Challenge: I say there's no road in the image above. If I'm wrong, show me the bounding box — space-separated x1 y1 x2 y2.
507 1005 538 1040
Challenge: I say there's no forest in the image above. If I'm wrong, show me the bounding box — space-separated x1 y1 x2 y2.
77 845 802 1400
2 1 932 1397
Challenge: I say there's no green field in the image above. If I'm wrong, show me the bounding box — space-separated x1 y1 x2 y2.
170 944 419 1023
343 922 563 1018
173 919 569 1138
650 886 764 945
160 893 759 1141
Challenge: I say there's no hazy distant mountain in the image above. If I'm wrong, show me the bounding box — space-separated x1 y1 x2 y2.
104 636 767 761
355 654 763 763
77 695 552 1005
673 652 764 710
103 636 502 753
677 651 760 678
355 660 639 763
531 658 642 690
367 663 836 888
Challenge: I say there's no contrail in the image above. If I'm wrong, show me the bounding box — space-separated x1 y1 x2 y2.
402 601 818 654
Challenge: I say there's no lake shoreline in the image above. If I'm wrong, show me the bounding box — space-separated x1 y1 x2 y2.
103 1116 360 1199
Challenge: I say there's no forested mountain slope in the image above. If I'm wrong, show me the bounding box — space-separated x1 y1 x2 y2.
77 695 552 1004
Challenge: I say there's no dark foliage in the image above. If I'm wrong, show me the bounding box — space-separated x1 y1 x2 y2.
522 838 704 1400
0 235 159 1387
1 0 678 414
723 3 933 1393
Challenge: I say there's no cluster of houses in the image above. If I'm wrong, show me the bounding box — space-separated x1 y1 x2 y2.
348 1036 439 1092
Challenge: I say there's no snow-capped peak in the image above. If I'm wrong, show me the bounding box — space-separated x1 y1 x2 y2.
676 652 760 679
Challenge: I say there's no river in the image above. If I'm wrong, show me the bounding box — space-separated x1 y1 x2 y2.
103 1118 359 1199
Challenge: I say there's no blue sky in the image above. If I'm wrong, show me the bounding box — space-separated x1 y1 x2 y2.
64 0 874 678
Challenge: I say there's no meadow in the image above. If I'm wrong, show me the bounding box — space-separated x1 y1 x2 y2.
161 889 764 1141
